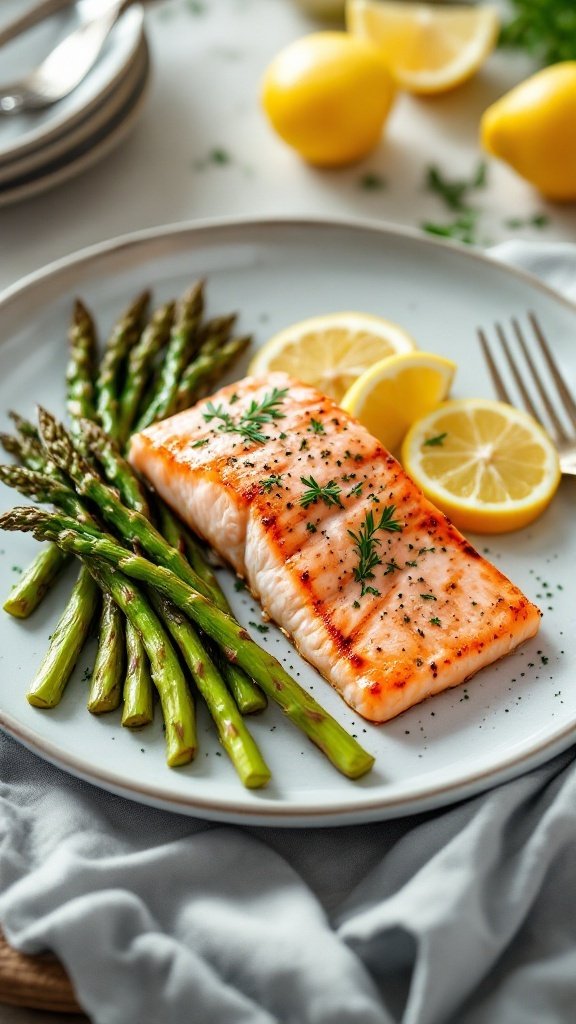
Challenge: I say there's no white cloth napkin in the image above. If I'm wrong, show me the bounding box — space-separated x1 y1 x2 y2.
1 242 575 1024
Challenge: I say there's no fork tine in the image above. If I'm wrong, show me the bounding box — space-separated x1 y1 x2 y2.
529 312 576 430
512 318 569 443
494 322 545 426
478 328 512 403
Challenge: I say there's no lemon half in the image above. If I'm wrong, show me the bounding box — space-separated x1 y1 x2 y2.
341 350 456 454
249 312 416 403
401 398 561 533
347 0 499 95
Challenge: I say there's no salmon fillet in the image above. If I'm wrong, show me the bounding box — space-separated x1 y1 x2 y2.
129 372 541 723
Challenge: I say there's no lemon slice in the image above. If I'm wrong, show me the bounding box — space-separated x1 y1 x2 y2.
401 398 561 534
347 0 500 95
341 351 456 454
249 312 416 403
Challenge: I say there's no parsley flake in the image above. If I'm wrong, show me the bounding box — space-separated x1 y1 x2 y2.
424 432 448 447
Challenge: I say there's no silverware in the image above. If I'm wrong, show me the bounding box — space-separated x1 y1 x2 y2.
0 0 140 114
478 313 576 476
0 0 76 51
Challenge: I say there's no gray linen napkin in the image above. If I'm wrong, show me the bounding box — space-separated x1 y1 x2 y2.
1 243 575 1024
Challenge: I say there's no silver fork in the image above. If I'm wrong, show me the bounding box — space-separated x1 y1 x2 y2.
0 0 141 115
478 313 576 477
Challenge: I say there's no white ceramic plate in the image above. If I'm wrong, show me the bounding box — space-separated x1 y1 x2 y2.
0 0 144 166
0 218 574 827
0 40 150 207
0 37 148 187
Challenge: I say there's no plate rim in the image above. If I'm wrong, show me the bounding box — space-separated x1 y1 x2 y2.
0 214 574 826
1 213 576 317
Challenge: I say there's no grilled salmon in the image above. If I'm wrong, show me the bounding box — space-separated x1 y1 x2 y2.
129 373 541 723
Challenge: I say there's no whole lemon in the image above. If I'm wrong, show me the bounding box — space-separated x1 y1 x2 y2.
481 62 576 201
261 32 395 167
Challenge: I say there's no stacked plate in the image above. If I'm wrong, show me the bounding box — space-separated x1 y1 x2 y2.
0 0 149 206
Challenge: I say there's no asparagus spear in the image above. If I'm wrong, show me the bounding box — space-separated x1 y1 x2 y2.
0 435 70 616
65 299 98 431
3 301 97 618
173 335 251 413
37 408 217 600
3 544 70 618
85 559 196 766
87 595 125 714
117 300 175 445
134 281 205 431
149 593 271 788
79 419 150 517
27 565 100 708
157 502 267 714
95 290 150 440
122 618 154 727
8 411 40 441
2 507 374 780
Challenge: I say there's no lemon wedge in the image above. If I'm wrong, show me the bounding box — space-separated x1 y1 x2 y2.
341 351 456 454
347 0 500 95
401 398 561 534
249 312 416 404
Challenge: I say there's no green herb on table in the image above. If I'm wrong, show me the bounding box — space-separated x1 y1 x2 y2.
421 211 481 246
299 477 343 510
425 162 487 213
422 163 488 246
504 213 550 230
359 172 387 192
499 0 576 65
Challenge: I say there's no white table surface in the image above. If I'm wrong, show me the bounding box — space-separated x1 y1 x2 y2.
1 0 576 302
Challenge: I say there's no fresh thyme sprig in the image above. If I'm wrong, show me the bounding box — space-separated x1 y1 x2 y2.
299 476 343 510
348 506 403 597
203 386 288 445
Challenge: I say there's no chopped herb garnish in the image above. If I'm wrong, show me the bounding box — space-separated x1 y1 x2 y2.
425 162 487 212
384 560 402 575
233 579 246 592
424 432 448 447
203 386 288 445
420 593 437 601
259 474 283 493
249 621 269 634
504 213 550 230
359 172 387 191
430 617 442 626
299 438 308 451
191 438 209 448
348 506 403 597
349 482 363 498
353 600 361 608
306 522 317 533
229 392 240 404
308 419 325 434
299 476 343 510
